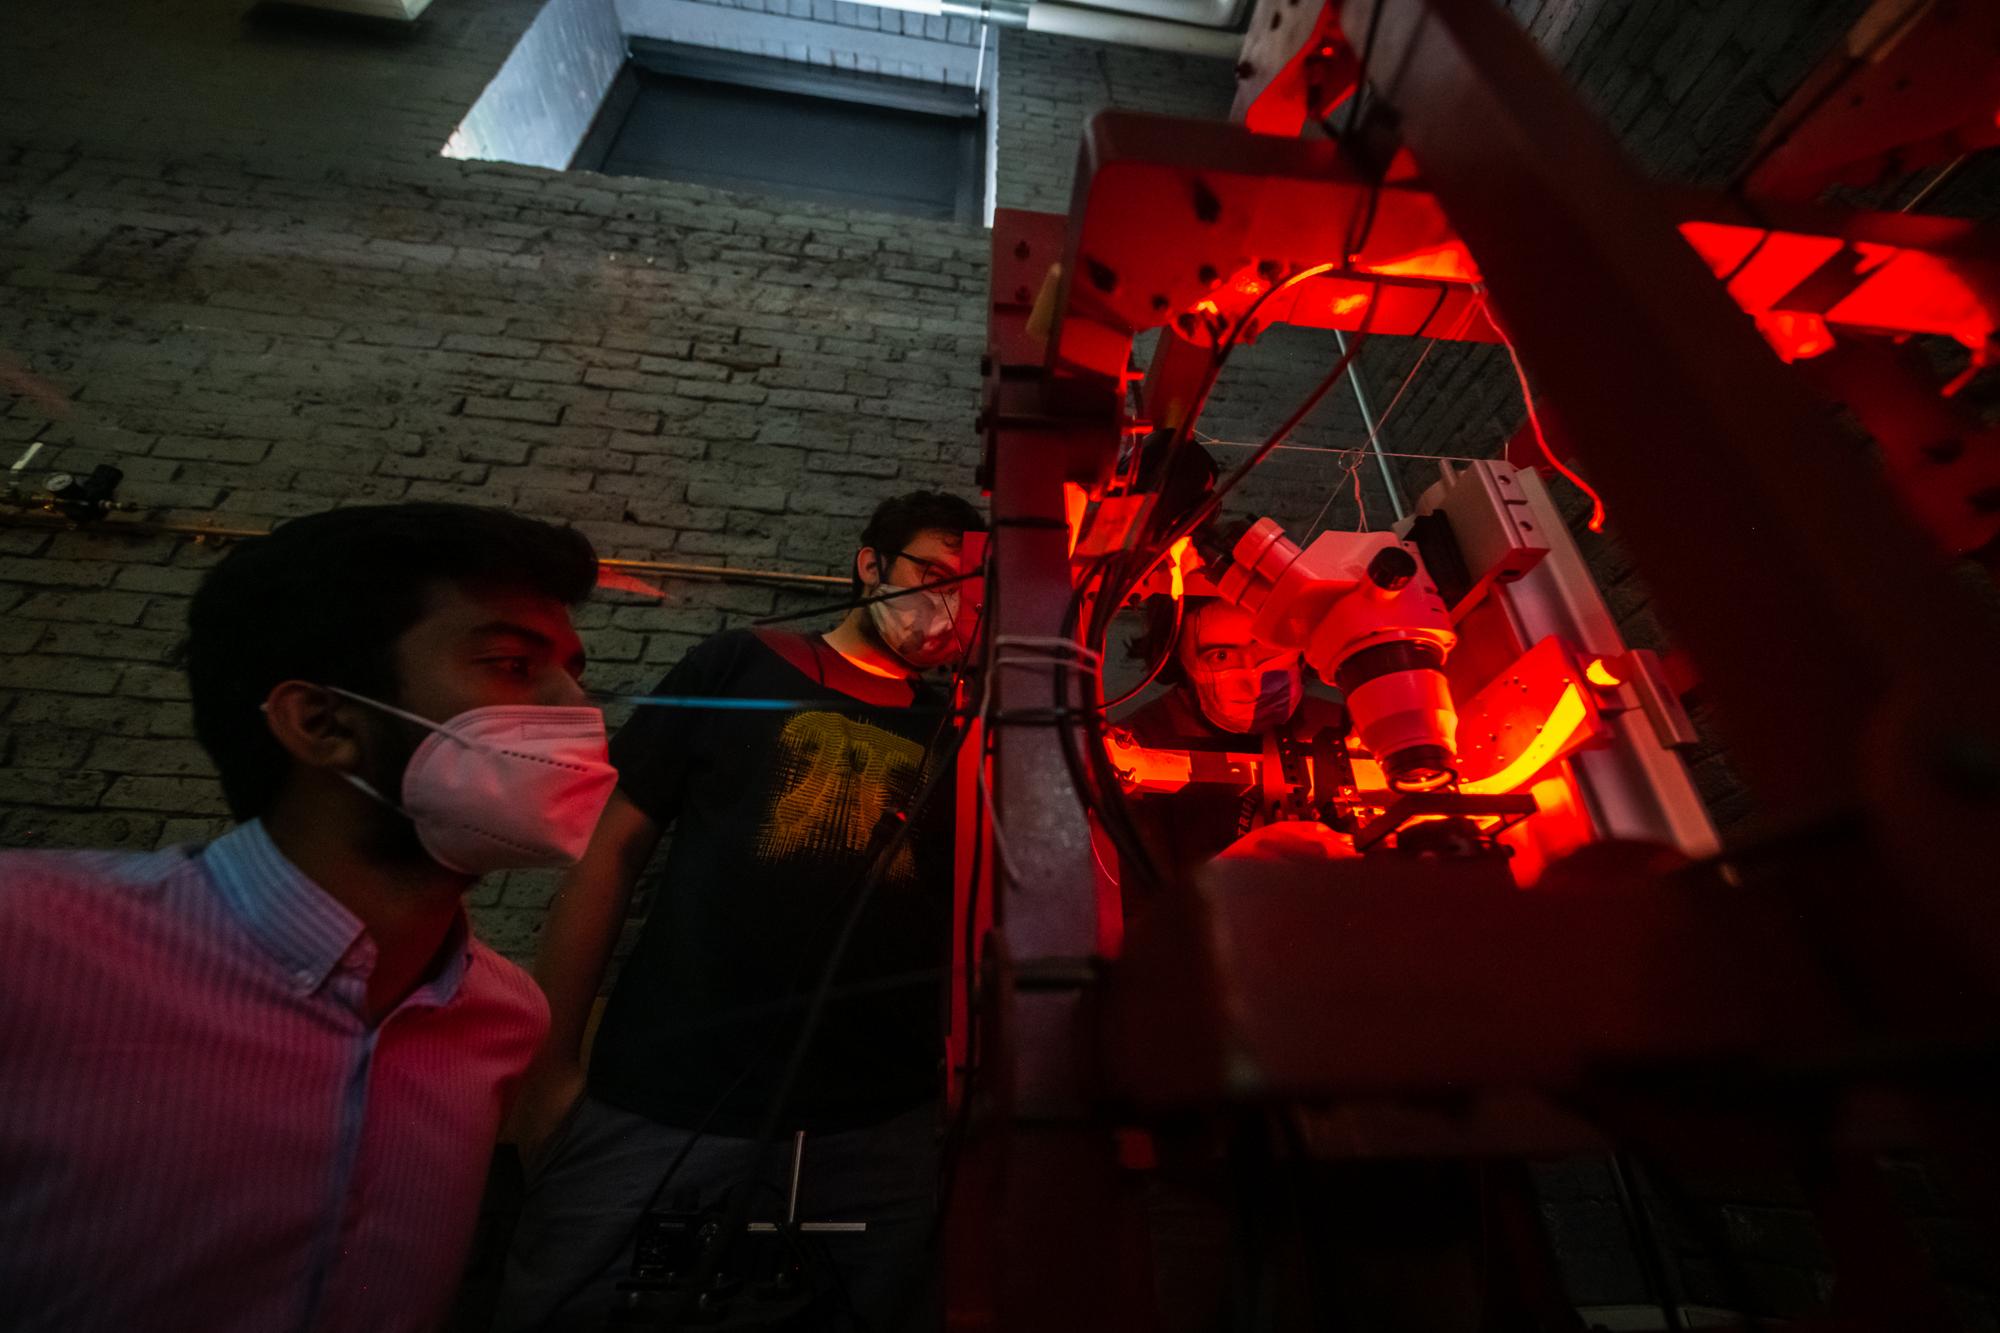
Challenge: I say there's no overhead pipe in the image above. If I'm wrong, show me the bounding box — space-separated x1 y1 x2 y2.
0 510 847 589
860 0 1244 58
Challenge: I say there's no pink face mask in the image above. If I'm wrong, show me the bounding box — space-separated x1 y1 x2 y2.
1187 660 1305 735
323 688 617 875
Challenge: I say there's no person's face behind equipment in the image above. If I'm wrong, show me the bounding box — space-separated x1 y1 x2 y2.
1177 601 1304 735
858 527 972 671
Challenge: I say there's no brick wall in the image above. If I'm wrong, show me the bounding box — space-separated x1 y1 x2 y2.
994 28 1235 214
0 0 994 961
0 1 1284 961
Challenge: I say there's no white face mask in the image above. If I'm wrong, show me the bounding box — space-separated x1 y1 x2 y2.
321 687 618 876
867 582 962 670
1188 661 1305 735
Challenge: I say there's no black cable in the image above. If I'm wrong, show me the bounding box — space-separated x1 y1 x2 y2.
1167 299 1379 564
651 576 988 1324
1337 0 1392 265
1058 309 1382 902
548 581 987 1328
1049 561 1152 879
1148 258 1362 556
542 758 971 1328
752 568 981 627
665 723 973 1328
1054 563 1168 894
1100 590 1184 715
1339 0 1386 147
1610 1150 1688 1332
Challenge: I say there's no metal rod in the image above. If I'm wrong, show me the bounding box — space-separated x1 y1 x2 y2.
0 509 847 588
1900 153 1969 213
1333 328 1407 520
601 558 842 587
746 1221 867 1233
1609 1152 1686 1332
786 1130 806 1225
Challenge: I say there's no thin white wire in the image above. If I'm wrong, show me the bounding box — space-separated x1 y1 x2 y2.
975 637 1102 888
1192 436 1501 464
1214 288 1496 541
1300 448 1373 543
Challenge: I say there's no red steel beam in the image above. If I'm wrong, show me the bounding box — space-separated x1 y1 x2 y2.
1042 113 2000 378
1337 0 2000 992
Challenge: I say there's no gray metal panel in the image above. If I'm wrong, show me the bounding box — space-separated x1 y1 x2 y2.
630 38 980 115
1416 460 1721 859
618 0 987 83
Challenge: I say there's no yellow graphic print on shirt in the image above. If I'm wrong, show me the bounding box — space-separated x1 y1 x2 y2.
755 712 927 884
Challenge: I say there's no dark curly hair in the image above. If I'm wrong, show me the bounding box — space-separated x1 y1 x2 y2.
186 502 598 820
851 489 987 597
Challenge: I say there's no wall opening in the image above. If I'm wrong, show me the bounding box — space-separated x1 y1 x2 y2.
443 0 995 223
580 43 984 223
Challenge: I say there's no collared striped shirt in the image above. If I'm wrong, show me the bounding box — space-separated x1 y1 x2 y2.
0 820 549 1333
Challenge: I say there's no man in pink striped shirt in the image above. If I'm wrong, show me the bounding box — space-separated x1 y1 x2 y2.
0 502 617 1332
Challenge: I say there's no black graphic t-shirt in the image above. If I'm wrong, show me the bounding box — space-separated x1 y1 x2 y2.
590 628 955 1135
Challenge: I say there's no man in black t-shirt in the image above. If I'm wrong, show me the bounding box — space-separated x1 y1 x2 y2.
499 491 985 1332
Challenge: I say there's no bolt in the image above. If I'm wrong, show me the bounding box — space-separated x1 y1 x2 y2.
1198 264 1220 287
1235 60 1256 80
1192 179 1222 225
1014 240 1031 260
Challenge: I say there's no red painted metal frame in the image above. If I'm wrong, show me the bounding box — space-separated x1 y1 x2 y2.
1330 0 2000 985
1043 112 2000 365
962 0 2000 1325
956 207 1155 1333
1042 107 2000 557
1738 0 2000 201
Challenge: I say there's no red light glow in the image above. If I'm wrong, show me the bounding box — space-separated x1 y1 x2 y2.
1494 313 1607 533
594 568 667 599
1755 310 1836 363
1461 683 1590 795
1584 658 1623 688
1361 241 1481 283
